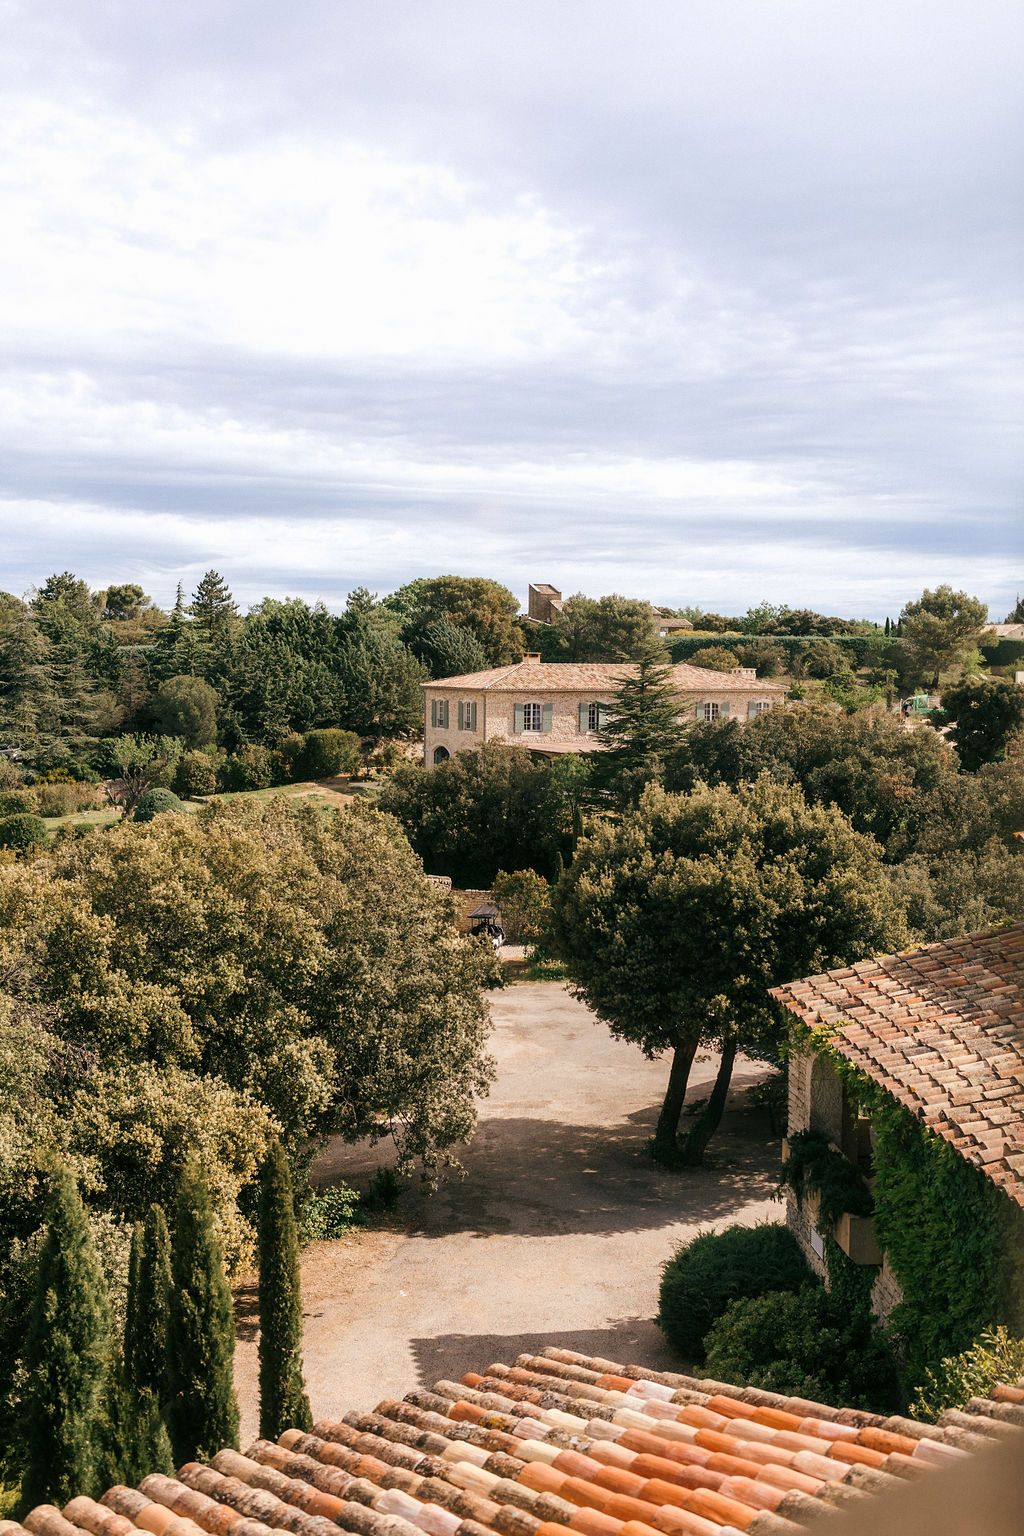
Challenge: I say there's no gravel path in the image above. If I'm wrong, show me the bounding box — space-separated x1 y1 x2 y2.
234 982 780 1436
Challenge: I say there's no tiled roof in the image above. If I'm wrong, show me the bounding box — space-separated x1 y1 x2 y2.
7 1348 1022 1536
771 924 1024 1209
424 663 785 695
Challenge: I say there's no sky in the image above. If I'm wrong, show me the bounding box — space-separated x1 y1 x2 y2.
1 1 1022 620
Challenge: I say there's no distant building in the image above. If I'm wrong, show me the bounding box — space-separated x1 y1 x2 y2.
654 613 695 635
423 654 784 765
526 583 564 625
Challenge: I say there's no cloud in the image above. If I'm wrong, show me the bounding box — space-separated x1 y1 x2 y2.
0 0 1021 617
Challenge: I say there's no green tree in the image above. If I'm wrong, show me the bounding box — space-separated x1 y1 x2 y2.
552 779 903 1165
387 575 524 666
597 636 685 807
417 617 489 678
690 645 740 672
148 674 219 747
898 585 988 686
1005 595 1024 624
296 728 361 779
124 1206 173 1402
103 584 149 621
549 594 660 662
189 571 239 645
258 1143 312 1438
151 585 204 682
21 1163 112 1508
492 869 552 952
337 593 426 739
941 675 1024 771
102 733 182 817
166 1160 240 1463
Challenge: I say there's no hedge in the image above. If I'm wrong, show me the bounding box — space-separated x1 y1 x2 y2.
657 1223 810 1359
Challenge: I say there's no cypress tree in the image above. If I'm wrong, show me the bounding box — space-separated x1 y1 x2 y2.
111 1206 174 1478
166 1162 239 1463
258 1144 313 1437
20 1163 112 1508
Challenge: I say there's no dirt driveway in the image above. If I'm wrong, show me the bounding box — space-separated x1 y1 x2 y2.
234 982 781 1438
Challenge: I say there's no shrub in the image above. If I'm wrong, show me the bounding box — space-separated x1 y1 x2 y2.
657 1223 810 1359
133 787 184 822
704 1286 903 1412
0 813 48 850
298 1184 362 1244
220 745 274 792
690 645 740 672
175 750 219 798
364 1166 401 1213
0 788 38 817
34 782 100 818
297 728 361 780
911 1326 1024 1422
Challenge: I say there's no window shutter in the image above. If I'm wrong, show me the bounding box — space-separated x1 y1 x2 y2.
542 704 553 734
748 700 758 718
468 701 477 730
720 701 730 718
695 701 703 720
514 704 524 733
431 699 438 728
439 699 448 728
579 702 587 733
458 700 465 730
599 703 609 730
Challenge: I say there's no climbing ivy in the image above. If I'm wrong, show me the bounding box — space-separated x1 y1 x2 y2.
779 1130 877 1312
796 1028 1024 1389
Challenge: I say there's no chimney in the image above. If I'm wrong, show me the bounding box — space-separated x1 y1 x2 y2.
524 653 541 662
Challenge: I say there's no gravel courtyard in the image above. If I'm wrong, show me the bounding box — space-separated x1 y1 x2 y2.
234 981 781 1437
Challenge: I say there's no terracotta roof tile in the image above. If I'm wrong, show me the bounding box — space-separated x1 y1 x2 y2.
424 662 786 696
771 924 1024 1207
14 1349 1023 1536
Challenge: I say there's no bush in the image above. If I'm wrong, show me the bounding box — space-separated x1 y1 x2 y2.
911 1326 1024 1422
34 782 100 818
0 813 48 850
363 1166 401 1213
704 1286 903 1411
690 645 740 672
0 788 38 817
298 1184 362 1244
133 787 184 822
220 744 274 791
175 750 219 798
296 728 361 780
657 1223 810 1359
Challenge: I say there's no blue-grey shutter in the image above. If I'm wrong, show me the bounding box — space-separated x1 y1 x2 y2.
439 699 448 728
748 700 758 718
514 704 524 733
468 701 477 730
720 701 730 718
458 700 465 730
431 699 438 728
579 702 587 733
598 703 609 731
542 704 553 734
695 701 703 720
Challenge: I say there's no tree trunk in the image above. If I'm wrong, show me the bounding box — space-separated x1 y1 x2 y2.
652 1033 700 1163
679 1035 739 1166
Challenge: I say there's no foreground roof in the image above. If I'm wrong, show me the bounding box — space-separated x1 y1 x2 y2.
6 1346 1022 1536
771 924 1024 1209
424 661 785 694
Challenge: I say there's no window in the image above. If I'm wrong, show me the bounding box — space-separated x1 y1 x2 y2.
458 700 478 731
430 698 449 729
747 699 772 718
523 702 543 732
588 701 601 731
432 746 450 765
703 701 719 722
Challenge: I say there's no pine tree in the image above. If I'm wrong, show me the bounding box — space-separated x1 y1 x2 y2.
166 1162 239 1463
884 616 891 636
258 1144 313 1438
111 1206 175 1478
597 634 686 808
189 572 238 645
151 585 204 681
20 1164 112 1508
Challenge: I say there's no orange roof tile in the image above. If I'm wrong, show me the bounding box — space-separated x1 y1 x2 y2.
770 924 1024 1208
11 1348 1023 1536
423 662 785 695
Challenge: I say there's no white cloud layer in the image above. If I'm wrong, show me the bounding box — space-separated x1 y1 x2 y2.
1 0 1021 616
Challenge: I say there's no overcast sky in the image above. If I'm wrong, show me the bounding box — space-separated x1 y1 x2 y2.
2 1 1022 618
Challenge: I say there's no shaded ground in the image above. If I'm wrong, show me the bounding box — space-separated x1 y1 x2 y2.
234 982 781 1438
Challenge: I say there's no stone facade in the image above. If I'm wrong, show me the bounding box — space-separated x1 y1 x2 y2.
423 656 785 766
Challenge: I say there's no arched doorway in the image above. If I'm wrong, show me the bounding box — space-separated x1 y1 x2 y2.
432 745 450 765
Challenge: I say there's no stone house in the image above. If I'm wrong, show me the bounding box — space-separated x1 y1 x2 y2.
423 654 786 765
772 924 1024 1322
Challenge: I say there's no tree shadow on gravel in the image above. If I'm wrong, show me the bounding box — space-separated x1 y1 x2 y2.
318 1071 782 1241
